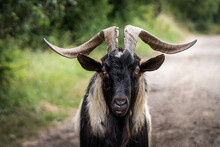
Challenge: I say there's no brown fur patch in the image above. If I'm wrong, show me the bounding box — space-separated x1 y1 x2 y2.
140 59 148 65
97 59 102 64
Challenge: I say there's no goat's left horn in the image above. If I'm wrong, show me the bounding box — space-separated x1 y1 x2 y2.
124 25 197 55
44 26 119 58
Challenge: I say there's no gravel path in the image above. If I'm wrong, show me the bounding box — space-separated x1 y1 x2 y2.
23 35 220 147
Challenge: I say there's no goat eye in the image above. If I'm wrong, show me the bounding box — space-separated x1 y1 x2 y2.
102 68 108 75
101 67 107 75
103 70 107 75
134 68 140 75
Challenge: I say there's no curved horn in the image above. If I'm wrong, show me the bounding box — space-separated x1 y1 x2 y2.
44 26 119 58
124 25 197 55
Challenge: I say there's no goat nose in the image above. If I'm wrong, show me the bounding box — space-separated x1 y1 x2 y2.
113 97 127 106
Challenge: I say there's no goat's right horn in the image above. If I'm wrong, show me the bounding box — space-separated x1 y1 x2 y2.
124 25 197 55
44 26 119 58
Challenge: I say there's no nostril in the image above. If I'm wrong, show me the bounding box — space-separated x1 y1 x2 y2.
114 99 127 106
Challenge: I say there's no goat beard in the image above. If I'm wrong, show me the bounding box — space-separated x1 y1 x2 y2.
106 113 131 147
121 116 131 147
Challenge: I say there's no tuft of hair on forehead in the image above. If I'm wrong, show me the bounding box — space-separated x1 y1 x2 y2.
100 50 141 71
115 52 123 58
108 50 135 66
114 48 125 58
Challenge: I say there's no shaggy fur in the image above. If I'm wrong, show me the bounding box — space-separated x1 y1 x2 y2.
73 50 164 147
74 73 151 147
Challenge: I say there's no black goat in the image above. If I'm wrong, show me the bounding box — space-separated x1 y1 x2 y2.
44 25 196 147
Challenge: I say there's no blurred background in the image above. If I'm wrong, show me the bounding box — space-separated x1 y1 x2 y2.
0 0 220 146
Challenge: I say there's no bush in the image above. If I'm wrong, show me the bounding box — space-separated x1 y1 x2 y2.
0 36 22 113
164 0 220 31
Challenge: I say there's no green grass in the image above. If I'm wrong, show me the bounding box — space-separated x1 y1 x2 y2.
0 12 189 146
0 50 93 146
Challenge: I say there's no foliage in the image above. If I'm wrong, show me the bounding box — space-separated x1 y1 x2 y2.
0 37 22 113
0 0 111 48
0 0 162 47
164 0 220 31
1 0 219 42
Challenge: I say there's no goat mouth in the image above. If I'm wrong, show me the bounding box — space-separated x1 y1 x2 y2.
115 110 126 115
112 103 128 117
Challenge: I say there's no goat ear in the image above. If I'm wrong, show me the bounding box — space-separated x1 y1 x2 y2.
77 54 102 72
140 54 165 72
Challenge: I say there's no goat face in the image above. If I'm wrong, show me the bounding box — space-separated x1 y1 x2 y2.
77 50 165 117
102 50 139 117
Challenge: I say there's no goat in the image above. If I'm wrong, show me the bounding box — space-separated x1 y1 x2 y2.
44 25 196 147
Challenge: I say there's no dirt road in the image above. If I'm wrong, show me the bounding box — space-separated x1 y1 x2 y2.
148 35 220 147
23 35 220 147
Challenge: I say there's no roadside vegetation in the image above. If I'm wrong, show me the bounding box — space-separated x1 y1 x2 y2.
0 0 219 146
